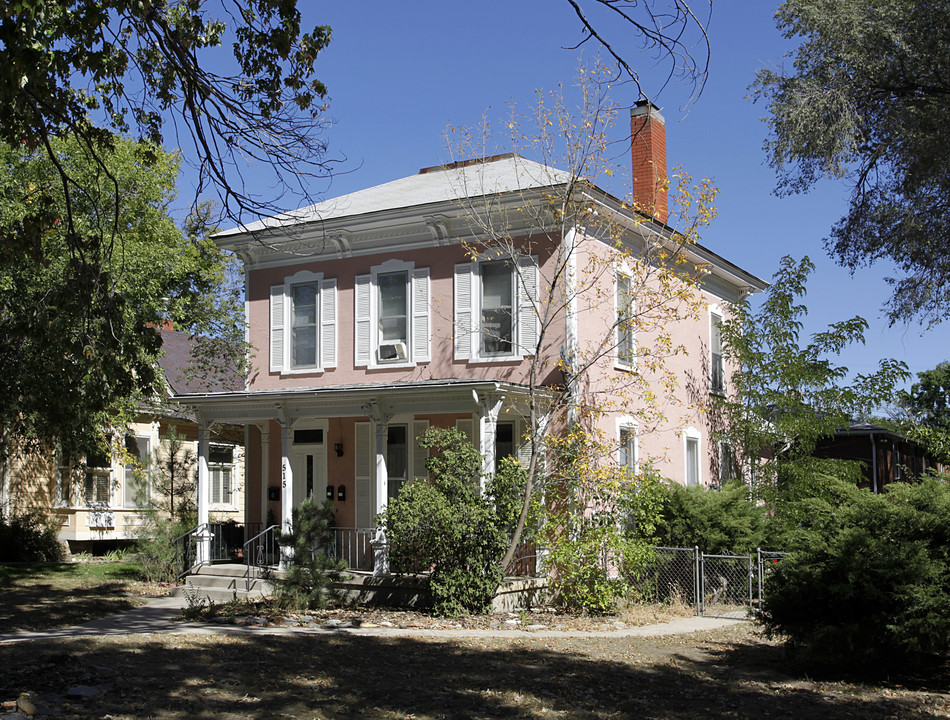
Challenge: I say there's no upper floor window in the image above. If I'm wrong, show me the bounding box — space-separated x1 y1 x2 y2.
616 273 636 369
710 308 724 395
270 270 337 374
454 254 538 362
355 260 430 367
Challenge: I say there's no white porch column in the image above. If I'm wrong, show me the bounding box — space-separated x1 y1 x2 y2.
475 389 505 486
196 418 211 565
259 424 270 528
279 417 294 569
366 400 392 577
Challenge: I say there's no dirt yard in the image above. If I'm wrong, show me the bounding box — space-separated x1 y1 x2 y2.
2 622 949 719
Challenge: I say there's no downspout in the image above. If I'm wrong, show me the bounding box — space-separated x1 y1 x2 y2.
869 432 878 494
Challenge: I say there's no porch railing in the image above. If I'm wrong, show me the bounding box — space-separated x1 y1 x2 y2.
244 524 281 592
172 523 205 581
328 527 375 572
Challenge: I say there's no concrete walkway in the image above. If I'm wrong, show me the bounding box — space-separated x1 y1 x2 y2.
0 595 745 644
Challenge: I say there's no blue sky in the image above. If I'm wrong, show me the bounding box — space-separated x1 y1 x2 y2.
187 1 947 393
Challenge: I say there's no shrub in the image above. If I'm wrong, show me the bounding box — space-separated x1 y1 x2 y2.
651 480 775 553
0 511 66 562
759 478 950 672
272 497 348 610
384 427 512 616
133 516 195 583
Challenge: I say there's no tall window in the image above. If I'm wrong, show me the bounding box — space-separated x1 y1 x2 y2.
386 425 408 502
616 273 636 367
377 270 408 360
209 445 233 505
270 270 337 374
480 260 513 355
710 310 724 394
291 283 318 369
619 425 637 476
84 449 111 504
718 441 735 485
685 434 700 488
495 422 515 471
123 435 151 508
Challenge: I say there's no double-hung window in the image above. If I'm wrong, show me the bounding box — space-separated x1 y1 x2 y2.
710 308 724 395
355 260 430 366
84 448 112 505
270 270 337 374
684 429 701 488
123 435 151 508
454 254 538 362
209 445 234 506
619 424 638 477
616 273 636 368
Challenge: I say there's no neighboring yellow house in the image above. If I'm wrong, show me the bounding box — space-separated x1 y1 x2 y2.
0 328 245 554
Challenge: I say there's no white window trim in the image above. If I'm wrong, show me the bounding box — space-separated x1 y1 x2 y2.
616 417 639 474
454 253 539 363
615 272 637 371
709 304 725 396
683 426 702 488
208 444 235 508
355 259 430 369
270 269 337 375
122 435 151 509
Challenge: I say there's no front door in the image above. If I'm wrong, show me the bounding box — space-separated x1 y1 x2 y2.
291 445 326 509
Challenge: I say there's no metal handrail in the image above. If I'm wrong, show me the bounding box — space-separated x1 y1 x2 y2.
244 524 280 592
172 523 207 581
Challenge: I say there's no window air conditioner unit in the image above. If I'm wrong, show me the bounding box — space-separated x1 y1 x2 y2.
378 342 408 361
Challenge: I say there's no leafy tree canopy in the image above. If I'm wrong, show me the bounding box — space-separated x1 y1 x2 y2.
753 0 950 325
711 256 909 502
0 136 242 454
899 361 950 430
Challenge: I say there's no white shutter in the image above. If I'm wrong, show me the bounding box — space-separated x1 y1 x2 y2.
412 419 429 481
355 422 373 528
516 420 533 468
269 284 285 372
456 418 475 444
354 274 372 367
454 263 474 360
411 268 430 363
320 279 337 369
517 255 539 355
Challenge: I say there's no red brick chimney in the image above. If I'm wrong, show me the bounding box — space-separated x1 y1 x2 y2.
630 101 668 224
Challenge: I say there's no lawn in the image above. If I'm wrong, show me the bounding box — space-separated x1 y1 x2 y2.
1 562 949 719
1 626 949 719
0 559 153 632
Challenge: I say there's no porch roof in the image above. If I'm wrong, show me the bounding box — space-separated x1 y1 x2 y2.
173 379 550 425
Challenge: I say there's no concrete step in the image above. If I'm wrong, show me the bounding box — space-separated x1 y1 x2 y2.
193 562 253 578
172 563 275 602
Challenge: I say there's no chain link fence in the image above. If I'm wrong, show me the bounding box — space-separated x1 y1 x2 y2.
630 546 789 619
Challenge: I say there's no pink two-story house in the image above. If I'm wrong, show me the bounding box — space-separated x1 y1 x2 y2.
177 102 767 573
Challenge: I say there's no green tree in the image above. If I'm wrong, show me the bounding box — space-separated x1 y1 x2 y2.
899 362 950 430
273 498 347 610
710 256 909 504
383 428 525 616
759 478 950 672
0 137 242 455
753 0 950 325
0 0 327 453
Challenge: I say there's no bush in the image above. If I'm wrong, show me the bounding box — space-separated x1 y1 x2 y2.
759 478 950 672
133 516 195 583
0 511 66 562
272 497 348 610
384 427 512 616
649 480 778 553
